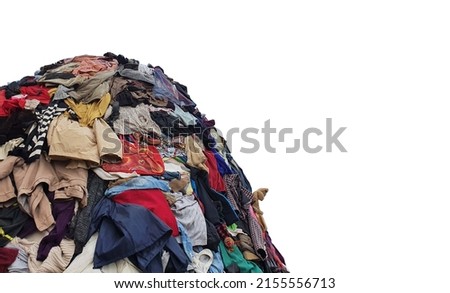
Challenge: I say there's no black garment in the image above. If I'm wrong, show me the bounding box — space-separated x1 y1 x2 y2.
40 72 76 81
0 204 30 247
150 111 180 136
2 76 37 97
69 171 108 257
115 91 140 107
150 111 201 137
4 82 20 98
204 219 220 252
190 168 239 226
37 59 65 75
16 217 37 238
0 109 36 145
103 52 133 65
105 101 120 127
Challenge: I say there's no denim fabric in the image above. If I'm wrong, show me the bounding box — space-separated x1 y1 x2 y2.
177 222 194 262
208 251 225 273
104 176 170 197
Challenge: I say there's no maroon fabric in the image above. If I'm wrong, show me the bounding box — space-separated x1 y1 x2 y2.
112 189 179 236
204 150 226 192
0 247 19 273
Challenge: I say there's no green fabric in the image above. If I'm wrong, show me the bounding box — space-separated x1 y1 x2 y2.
228 223 238 232
219 241 262 273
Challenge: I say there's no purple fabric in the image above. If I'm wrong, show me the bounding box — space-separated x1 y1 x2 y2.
37 198 75 261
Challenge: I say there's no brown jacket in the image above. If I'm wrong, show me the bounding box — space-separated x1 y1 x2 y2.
0 155 87 231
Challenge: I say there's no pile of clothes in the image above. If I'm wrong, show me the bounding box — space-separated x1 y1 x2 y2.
0 53 288 273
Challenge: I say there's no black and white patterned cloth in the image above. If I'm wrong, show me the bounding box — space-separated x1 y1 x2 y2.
12 100 68 162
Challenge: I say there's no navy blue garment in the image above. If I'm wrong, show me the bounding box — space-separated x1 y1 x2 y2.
190 168 238 226
155 171 181 181
212 149 234 176
89 198 188 273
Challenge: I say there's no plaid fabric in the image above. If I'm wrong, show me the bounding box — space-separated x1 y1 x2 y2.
224 174 267 260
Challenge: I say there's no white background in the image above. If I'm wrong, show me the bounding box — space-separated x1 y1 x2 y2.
1 1 450 291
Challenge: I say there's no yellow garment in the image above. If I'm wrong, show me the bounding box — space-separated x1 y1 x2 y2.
65 93 111 127
47 87 57 98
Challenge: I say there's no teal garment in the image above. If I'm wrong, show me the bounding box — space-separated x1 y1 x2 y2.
218 241 262 273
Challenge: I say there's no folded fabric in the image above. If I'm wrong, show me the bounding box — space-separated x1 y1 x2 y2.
113 104 162 136
12 235 75 273
88 198 188 273
92 167 140 181
0 138 24 161
104 176 170 197
64 233 141 273
102 136 164 175
111 189 179 236
169 192 207 246
48 116 122 167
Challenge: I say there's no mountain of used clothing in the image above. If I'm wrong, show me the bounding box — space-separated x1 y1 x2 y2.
0 53 288 273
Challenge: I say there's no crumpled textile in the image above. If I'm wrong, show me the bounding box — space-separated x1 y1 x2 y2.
0 204 30 247
11 100 68 163
88 198 188 273
68 70 116 103
0 109 36 146
10 235 75 273
104 176 170 197
65 93 111 127
218 241 262 273
37 197 75 261
0 247 19 273
0 138 24 161
0 155 88 231
48 116 122 167
169 192 207 246
64 233 141 273
113 104 162 136
5 242 29 273
110 189 180 236
185 135 208 172
224 174 266 260
153 67 195 107
69 55 119 77
118 63 155 85
70 171 108 257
